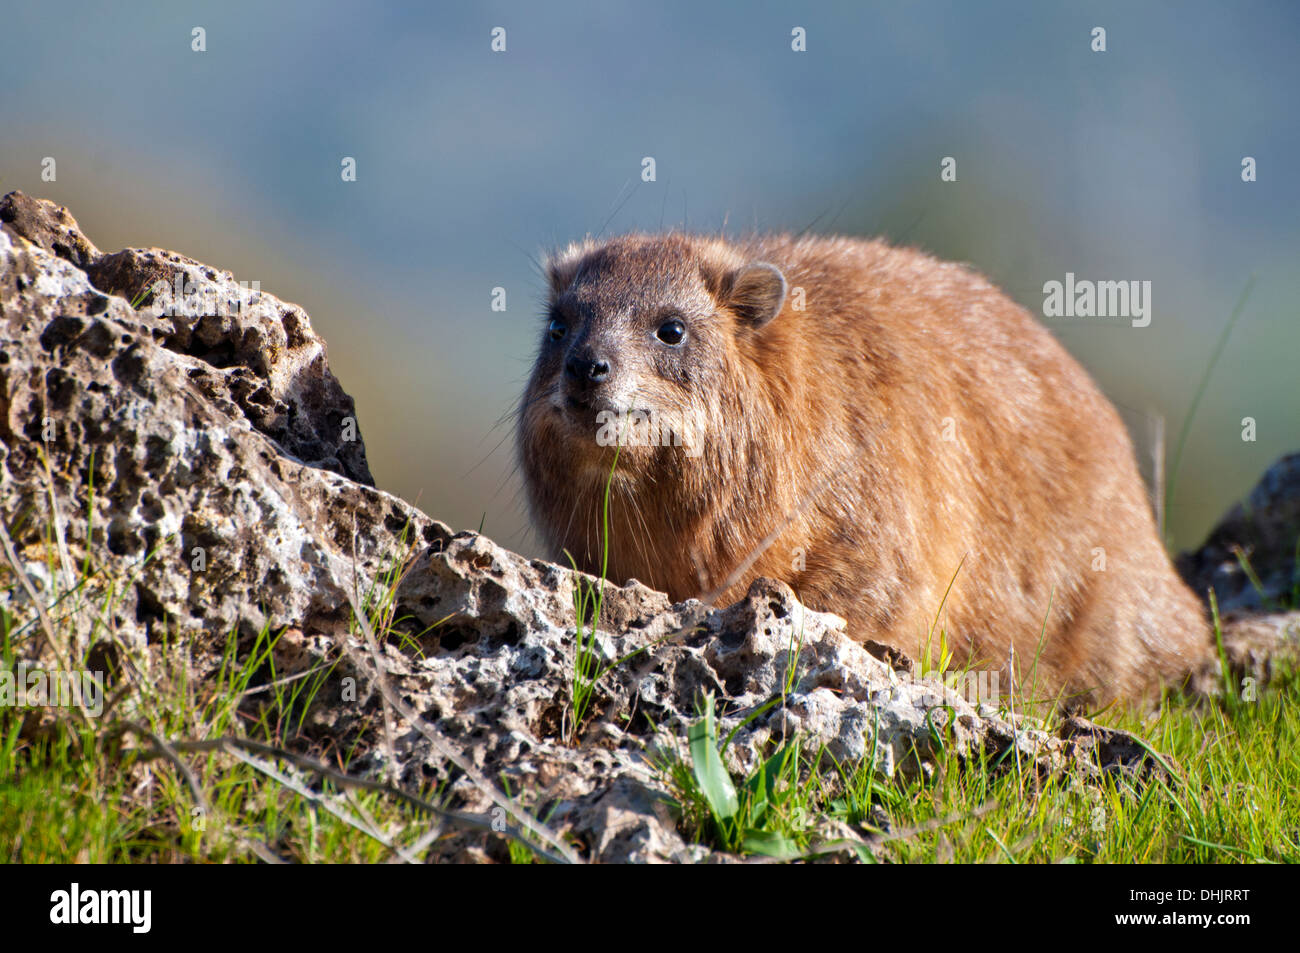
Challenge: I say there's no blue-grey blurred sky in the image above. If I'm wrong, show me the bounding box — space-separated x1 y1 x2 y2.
3 1 1296 556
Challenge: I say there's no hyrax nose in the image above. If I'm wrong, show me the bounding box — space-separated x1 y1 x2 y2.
565 354 611 386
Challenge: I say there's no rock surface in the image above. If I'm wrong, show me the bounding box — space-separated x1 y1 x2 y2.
1179 452 1300 613
1 192 1296 862
1176 452 1300 694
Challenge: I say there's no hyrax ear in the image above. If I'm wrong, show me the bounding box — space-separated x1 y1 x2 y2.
546 240 593 295
547 256 581 295
724 262 787 329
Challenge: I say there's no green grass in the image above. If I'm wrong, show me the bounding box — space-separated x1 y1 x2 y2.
0 492 489 863
1164 274 1257 530
562 445 661 745
4 541 1296 863
3 446 1296 863
0 617 442 863
564 448 618 742
659 628 1298 863
0 608 459 863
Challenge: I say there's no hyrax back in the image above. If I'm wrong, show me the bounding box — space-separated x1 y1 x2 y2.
517 232 1212 705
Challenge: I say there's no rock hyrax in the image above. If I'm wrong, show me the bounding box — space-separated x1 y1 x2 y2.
517 232 1212 705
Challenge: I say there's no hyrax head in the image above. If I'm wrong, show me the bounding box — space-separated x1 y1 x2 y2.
519 233 787 476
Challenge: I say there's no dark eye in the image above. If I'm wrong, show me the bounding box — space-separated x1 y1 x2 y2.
656 318 686 345
548 317 566 341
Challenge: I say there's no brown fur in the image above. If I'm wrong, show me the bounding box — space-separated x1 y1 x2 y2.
517 232 1213 706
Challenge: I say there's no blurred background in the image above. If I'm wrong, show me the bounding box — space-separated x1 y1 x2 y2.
2 0 1296 558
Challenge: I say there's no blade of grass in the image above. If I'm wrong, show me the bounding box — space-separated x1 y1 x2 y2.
1166 274 1256 522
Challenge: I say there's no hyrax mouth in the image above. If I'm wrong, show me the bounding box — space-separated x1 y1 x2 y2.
564 393 624 415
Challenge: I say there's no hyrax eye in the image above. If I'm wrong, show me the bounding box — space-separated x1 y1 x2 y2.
548 317 567 341
656 318 686 345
